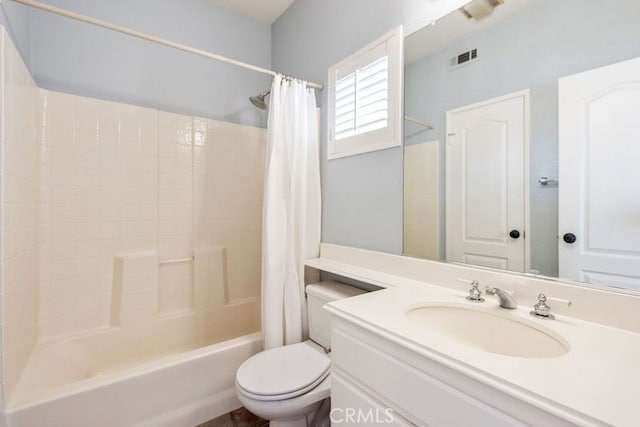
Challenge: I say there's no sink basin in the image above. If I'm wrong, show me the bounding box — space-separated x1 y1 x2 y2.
405 304 569 358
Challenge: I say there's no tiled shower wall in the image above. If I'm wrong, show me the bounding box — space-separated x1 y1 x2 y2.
38 93 265 339
0 28 41 403
1 25 265 399
404 141 440 260
38 93 161 336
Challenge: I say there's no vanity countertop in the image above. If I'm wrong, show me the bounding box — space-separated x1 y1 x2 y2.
326 283 640 427
307 243 640 334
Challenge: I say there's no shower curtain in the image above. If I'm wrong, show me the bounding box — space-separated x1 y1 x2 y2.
261 74 321 349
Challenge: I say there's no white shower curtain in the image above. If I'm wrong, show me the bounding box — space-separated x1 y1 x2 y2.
261 74 321 349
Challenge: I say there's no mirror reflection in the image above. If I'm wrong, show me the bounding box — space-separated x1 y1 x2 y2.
403 0 640 291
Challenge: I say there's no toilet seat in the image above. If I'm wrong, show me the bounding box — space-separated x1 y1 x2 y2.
236 342 330 401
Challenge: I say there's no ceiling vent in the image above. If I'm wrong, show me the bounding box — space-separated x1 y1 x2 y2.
449 48 478 70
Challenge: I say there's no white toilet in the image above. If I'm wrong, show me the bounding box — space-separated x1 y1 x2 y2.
235 281 366 427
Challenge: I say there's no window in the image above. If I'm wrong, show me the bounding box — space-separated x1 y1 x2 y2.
335 56 389 140
328 26 403 160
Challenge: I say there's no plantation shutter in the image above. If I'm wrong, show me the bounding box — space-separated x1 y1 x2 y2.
328 27 403 159
335 56 389 140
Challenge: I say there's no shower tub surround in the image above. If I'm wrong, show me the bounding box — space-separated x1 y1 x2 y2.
37 95 265 341
0 24 40 406
8 333 262 427
0 26 265 426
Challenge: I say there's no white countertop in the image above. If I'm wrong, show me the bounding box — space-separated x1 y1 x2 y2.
326 283 640 427
306 244 640 333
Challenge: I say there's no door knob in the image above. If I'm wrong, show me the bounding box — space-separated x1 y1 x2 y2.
509 230 520 239
563 233 577 244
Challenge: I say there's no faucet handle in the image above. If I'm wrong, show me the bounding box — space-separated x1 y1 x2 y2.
530 294 555 320
465 280 485 302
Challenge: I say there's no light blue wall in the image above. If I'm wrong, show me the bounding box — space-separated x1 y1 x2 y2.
4 0 272 127
272 0 462 254
273 0 640 260
405 0 640 276
0 1 31 68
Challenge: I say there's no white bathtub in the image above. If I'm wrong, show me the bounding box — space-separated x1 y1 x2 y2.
5 329 262 427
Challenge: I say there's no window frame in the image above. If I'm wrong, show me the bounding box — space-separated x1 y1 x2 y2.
327 26 404 160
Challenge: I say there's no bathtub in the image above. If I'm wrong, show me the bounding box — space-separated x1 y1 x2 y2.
5 326 262 427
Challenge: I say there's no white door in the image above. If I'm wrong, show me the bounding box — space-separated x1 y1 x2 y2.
559 57 640 290
446 91 529 272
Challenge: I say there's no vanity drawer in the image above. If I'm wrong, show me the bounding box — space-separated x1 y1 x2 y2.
332 327 526 427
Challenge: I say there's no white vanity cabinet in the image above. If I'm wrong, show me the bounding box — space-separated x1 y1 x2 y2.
311 244 640 426
330 317 577 427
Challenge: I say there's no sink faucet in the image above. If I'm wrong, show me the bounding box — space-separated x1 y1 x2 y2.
485 286 517 309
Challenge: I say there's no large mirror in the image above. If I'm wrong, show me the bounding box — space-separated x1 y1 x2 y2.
402 0 640 292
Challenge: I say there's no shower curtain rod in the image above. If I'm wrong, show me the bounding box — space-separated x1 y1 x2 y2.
10 0 324 90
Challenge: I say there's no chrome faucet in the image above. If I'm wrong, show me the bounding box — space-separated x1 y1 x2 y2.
485 286 517 309
465 280 485 302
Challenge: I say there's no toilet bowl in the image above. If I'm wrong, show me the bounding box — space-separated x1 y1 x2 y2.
236 341 331 427
235 281 366 427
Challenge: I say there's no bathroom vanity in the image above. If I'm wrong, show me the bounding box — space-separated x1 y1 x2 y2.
308 244 640 427
313 3 640 423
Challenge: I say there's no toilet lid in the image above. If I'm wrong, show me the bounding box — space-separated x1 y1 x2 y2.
236 342 330 401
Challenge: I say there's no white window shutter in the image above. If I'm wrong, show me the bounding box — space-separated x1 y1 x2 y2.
335 72 356 137
354 56 389 135
328 26 403 159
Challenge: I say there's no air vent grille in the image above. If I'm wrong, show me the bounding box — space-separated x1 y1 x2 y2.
449 48 478 70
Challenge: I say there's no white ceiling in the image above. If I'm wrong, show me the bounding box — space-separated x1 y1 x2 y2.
213 0 296 24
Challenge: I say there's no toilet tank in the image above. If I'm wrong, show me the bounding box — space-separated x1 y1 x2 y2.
306 281 367 349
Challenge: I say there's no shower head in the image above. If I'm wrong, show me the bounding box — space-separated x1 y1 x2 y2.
249 90 270 110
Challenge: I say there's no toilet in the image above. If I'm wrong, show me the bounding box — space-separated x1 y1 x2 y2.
235 281 366 427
